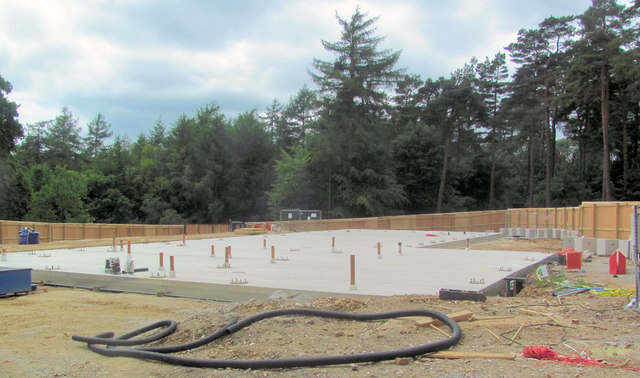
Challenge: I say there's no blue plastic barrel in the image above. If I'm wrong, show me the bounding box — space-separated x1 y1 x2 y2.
28 232 40 244
18 228 30 245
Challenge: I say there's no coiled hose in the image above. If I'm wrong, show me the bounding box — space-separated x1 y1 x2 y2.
72 308 461 369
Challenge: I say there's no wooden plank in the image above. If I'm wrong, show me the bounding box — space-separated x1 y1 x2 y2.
403 310 473 327
378 310 473 331
424 351 516 360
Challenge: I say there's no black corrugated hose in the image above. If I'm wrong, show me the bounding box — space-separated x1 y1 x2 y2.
72 308 461 369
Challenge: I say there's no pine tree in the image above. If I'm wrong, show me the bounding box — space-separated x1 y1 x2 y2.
84 113 113 159
43 107 83 169
570 0 630 200
284 85 318 145
308 7 405 217
476 53 509 209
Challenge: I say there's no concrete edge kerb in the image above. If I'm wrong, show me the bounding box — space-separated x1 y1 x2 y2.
422 233 504 250
31 270 375 302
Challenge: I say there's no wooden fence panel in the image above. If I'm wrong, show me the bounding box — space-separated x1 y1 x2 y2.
3 202 639 245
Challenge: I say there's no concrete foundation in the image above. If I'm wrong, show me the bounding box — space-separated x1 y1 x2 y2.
574 237 596 252
536 229 546 239
595 239 618 257
526 229 537 239
0 230 549 300
553 229 563 239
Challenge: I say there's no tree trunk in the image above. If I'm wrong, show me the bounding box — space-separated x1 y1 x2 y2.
551 112 556 177
544 106 552 208
601 66 612 201
528 137 535 208
543 83 554 208
436 128 452 213
623 112 628 196
488 128 496 210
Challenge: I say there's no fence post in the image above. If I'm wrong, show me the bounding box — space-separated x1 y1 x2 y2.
615 202 620 240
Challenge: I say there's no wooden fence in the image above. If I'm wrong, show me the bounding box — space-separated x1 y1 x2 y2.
506 201 640 240
0 221 185 245
1 201 638 245
265 210 507 234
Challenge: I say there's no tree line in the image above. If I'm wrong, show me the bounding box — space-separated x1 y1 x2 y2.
0 0 639 224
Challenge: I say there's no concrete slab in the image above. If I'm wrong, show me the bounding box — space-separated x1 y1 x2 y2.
595 239 618 257
562 236 575 249
0 230 550 300
574 237 596 252
618 240 631 259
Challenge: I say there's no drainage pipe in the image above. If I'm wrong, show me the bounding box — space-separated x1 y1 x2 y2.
72 308 461 369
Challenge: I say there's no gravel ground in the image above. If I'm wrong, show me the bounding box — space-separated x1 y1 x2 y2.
1 237 639 377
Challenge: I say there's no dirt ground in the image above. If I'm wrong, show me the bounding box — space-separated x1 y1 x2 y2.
1 237 639 377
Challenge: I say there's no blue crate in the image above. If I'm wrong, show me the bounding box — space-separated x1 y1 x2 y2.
0 268 33 296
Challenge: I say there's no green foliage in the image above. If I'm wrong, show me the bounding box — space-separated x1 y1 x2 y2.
391 122 442 213
226 110 276 221
85 170 135 223
0 75 23 157
43 107 84 169
267 147 312 217
0 164 31 220
284 85 319 146
84 113 113 159
29 166 91 222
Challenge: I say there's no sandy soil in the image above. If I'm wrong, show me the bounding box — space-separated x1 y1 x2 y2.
1 237 639 377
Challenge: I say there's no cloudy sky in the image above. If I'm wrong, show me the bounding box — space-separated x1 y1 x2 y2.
1 0 607 138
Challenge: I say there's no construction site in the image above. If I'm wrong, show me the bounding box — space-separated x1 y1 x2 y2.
1 201 639 377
